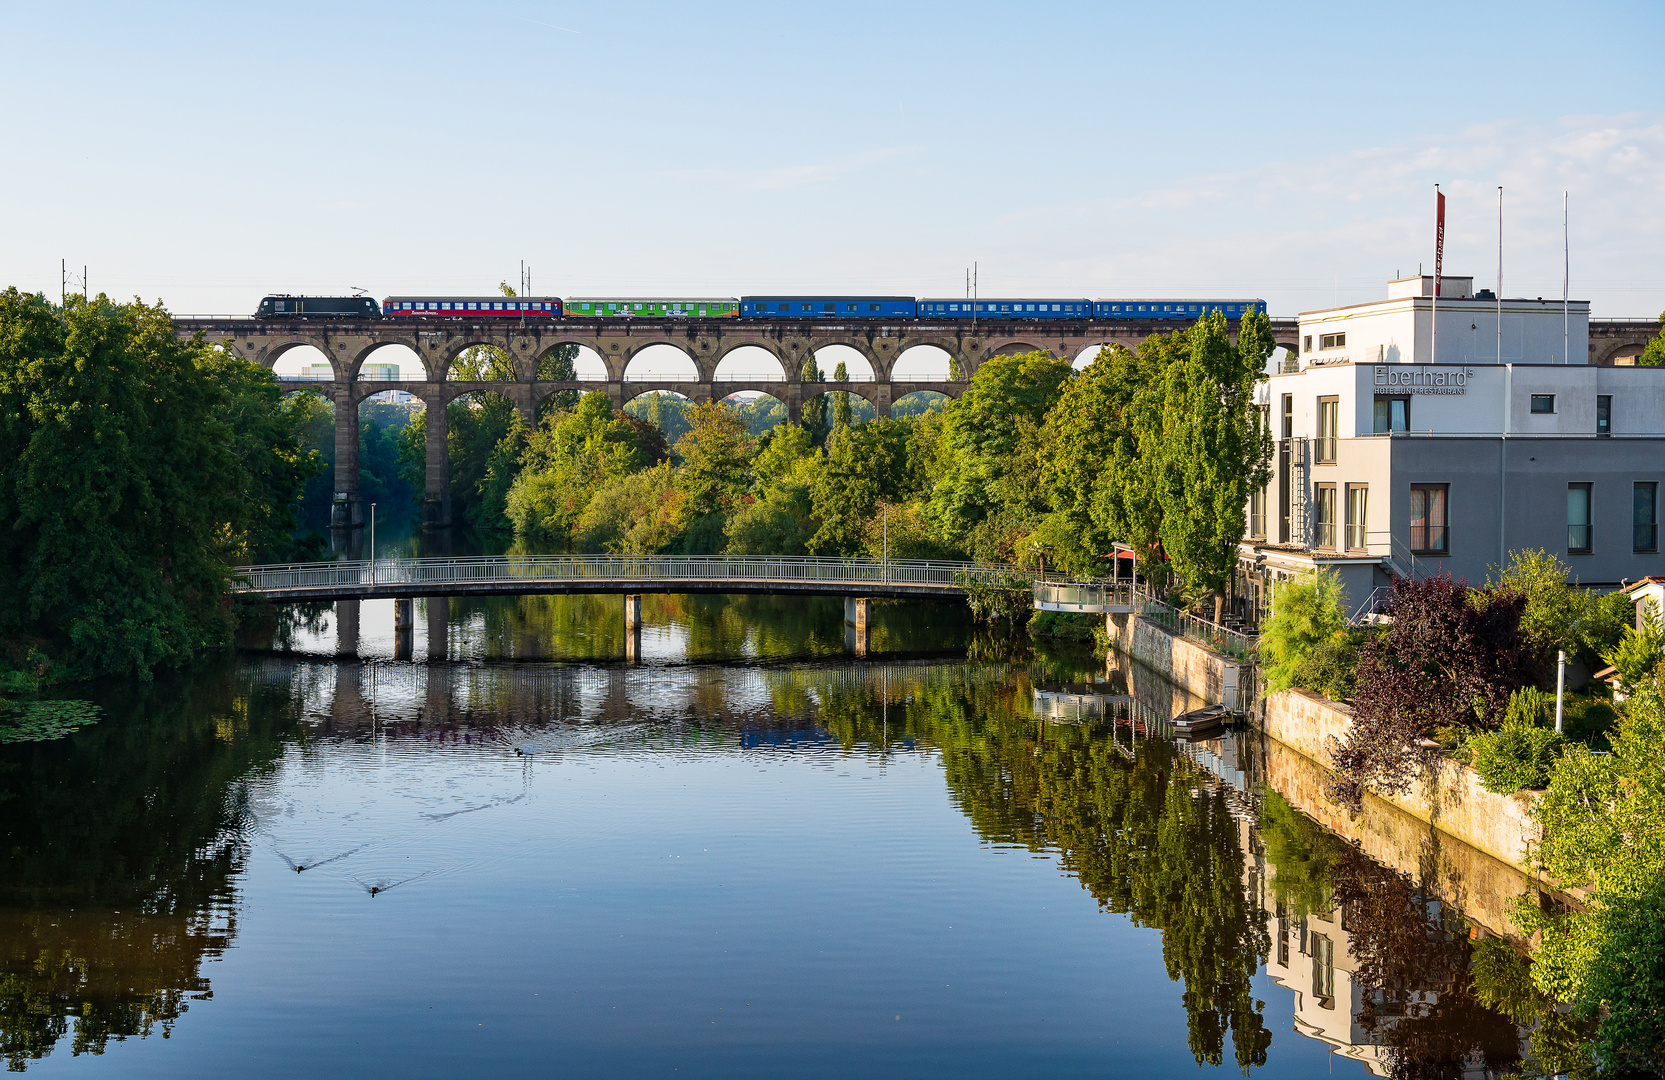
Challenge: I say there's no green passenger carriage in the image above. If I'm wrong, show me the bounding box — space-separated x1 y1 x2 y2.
566 297 738 318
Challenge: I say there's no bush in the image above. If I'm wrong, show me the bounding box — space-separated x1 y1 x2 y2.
1466 688 1563 793
1304 632 1366 701
1261 569 1351 695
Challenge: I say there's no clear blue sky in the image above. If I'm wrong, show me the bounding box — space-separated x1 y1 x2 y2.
3 0 1662 319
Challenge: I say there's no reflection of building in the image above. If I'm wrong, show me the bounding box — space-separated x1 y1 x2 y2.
1250 833 1509 1078
1260 884 1395 1076
1030 682 1130 722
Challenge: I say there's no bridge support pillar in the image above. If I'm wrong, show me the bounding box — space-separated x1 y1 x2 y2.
394 598 414 660
331 387 361 529
844 596 871 657
873 385 892 419
423 388 451 529
335 599 360 658
623 594 643 663
424 597 448 661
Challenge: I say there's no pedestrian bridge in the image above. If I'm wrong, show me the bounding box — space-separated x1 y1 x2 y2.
232 554 1144 610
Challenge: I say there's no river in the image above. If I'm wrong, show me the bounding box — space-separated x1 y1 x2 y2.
0 593 1550 1077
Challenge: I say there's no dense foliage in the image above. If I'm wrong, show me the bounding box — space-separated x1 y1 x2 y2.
1525 682 1665 1073
1465 688 1564 793
1332 574 1534 806
1260 570 1353 697
0 291 318 681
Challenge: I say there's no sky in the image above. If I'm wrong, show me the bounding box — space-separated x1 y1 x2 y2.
3 0 1662 337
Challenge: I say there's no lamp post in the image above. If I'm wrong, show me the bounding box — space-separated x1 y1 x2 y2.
881 501 889 583
369 502 377 585
1556 649 1566 734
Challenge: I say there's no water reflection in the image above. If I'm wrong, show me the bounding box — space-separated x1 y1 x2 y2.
247 592 976 664
0 637 1585 1076
0 659 293 1070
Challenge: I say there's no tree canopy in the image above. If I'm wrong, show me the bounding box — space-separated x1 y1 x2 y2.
0 290 318 680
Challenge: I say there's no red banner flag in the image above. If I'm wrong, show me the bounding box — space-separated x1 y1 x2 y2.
1434 189 1446 297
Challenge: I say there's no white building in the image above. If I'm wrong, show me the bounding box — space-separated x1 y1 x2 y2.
1240 275 1663 619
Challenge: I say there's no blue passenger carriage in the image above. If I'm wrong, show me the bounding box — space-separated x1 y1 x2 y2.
917 298 1090 319
739 296 916 318
1092 299 1266 320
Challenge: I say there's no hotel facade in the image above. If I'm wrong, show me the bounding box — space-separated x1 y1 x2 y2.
1238 275 1665 618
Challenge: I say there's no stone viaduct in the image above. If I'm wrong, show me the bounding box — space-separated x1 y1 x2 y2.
175 312 1297 530
173 311 1655 531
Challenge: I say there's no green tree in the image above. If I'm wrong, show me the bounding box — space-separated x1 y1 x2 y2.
800 357 829 447
927 351 1073 563
1526 686 1665 1072
671 401 753 552
831 361 852 432
1599 605 1665 694
807 419 916 555
624 391 692 446
571 463 680 554
0 291 316 679
1151 310 1274 611
505 391 654 543
1639 311 1665 367
1037 345 1143 576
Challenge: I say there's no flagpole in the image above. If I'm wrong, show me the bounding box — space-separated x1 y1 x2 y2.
1564 191 1570 364
1432 184 1442 365
1497 186 1503 365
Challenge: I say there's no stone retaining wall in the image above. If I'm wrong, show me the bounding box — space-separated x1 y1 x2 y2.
1262 688 1544 873
1105 612 1246 708
1260 732 1543 942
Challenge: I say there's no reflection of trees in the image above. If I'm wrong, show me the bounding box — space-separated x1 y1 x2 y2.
455 593 973 664
1327 843 1526 1079
814 665 1272 1069
0 657 294 1069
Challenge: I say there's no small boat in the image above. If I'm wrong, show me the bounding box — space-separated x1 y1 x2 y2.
1170 704 1230 738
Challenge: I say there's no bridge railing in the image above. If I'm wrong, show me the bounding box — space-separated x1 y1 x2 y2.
231 554 1019 595
1032 581 1141 612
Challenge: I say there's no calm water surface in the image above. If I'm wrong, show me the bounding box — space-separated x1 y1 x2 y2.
0 595 1533 1077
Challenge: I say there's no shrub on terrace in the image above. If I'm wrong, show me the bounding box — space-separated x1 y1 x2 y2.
1260 570 1351 697
1466 688 1563 793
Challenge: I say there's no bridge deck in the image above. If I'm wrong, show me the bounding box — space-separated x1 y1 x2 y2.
233 554 1034 604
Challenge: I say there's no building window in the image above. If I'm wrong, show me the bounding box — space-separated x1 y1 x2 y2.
1346 484 1368 550
1312 933 1335 1010
1531 394 1556 414
1637 483 1658 553
1250 487 1266 539
1316 397 1339 463
1314 484 1337 549
1302 334 1312 353
1281 394 1293 439
1410 484 1449 554
1320 332 1345 349
1373 396 1410 433
1568 483 1593 554
1598 395 1612 437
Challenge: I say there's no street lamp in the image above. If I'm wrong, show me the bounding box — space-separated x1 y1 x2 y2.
369 502 377 584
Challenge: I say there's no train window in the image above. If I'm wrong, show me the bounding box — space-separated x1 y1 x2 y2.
846 303 856 312
870 303 880 312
